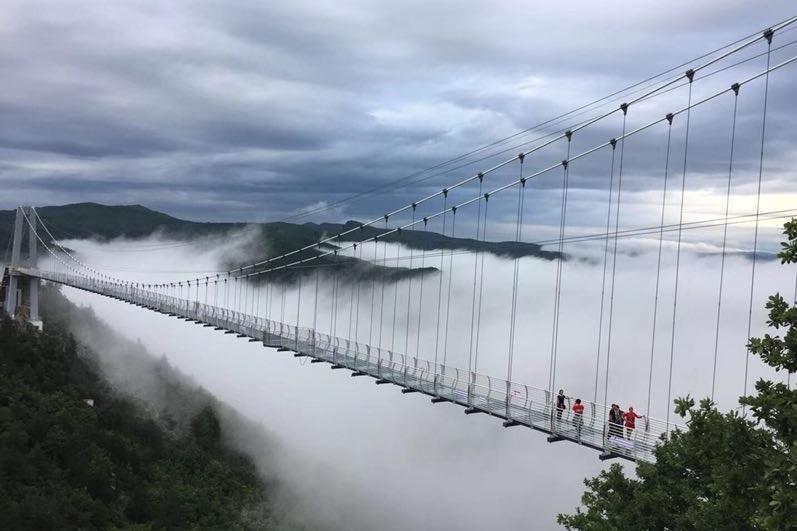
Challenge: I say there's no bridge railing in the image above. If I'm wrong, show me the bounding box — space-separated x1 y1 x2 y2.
28 267 681 463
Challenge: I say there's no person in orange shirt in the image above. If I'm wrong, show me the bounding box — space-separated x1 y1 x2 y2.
623 406 644 439
572 398 585 437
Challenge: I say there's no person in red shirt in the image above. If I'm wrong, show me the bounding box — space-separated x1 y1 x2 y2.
572 398 585 437
623 406 644 439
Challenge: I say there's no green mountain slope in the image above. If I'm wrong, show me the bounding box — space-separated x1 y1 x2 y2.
0 287 312 530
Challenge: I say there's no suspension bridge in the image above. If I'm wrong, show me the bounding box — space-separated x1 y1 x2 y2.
3 18 797 464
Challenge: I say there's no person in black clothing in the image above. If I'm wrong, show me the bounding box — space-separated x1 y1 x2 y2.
608 403 623 439
555 389 569 422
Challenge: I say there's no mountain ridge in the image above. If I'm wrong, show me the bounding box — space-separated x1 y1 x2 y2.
0 203 561 279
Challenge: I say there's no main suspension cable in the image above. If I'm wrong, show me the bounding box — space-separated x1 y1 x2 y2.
242 53 797 281
158 18 797 290
272 17 796 227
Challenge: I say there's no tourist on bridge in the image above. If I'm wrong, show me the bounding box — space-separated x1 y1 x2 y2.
608 404 623 438
556 389 569 422
623 406 644 439
572 398 584 437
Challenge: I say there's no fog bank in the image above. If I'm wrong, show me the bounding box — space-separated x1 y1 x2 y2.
52 230 795 529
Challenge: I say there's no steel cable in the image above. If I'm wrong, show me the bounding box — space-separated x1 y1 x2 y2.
603 107 629 416
711 88 740 401
646 116 674 417
744 33 773 404
666 74 694 431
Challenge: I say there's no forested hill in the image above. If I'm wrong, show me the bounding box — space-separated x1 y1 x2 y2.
0 287 316 530
0 203 559 262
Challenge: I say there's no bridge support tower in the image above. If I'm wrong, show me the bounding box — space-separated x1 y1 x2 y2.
3 206 42 330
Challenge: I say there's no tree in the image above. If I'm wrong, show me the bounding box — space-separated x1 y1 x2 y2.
0 288 297 531
190 405 222 450
558 221 797 531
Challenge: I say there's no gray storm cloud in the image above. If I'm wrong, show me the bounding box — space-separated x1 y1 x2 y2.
2 0 796 227
51 225 794 530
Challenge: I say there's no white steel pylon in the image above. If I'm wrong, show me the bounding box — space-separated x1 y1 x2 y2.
4 206 41 329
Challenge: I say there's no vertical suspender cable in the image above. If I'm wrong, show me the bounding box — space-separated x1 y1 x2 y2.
744 30 773 403
404 205 417 355
330 250 338 336
647 115 674 417
604 103 629 412
507 155 526 408
369 235 379 346
468 176 485 379
280 278 286 324
442 208 457 367
355 239 364 343
266 277 272 321
237 276 242 314
232 277 237 312
390 227 401 354
241 277 246 314
348 244 358 342
244 277 249 315
238 278 243 314
549 131 573 399
790 270 796 389
332 251 340 341
473 194 489 376
415 218 429 359
378 218 389 350
434 193 449 370
296 269 303 328
253 276 259 316
594 143 616 404
666 71 695 431
224 280 229 310
312 262 320 336
711 86 740 401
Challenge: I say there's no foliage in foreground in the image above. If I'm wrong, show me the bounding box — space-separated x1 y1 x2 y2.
0 292 293 530
558 221 797 531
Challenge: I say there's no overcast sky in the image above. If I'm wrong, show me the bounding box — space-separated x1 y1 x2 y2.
2 1 796 242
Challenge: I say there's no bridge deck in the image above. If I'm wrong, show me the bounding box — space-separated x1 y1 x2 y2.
24 268 677 463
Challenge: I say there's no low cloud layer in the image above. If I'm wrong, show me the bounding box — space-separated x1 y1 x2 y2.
53 228 794 529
